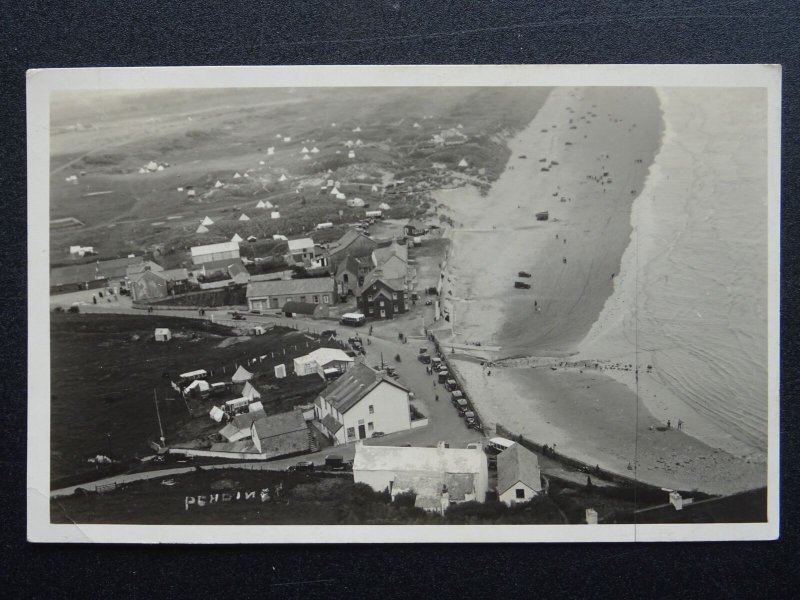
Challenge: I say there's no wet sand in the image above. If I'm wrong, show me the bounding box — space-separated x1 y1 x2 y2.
433 86 768 494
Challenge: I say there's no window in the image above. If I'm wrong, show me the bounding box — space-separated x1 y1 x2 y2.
380 300 385 307
392 292 398 300
313 295 319 303
368 422 374 432
368 405 374 414
358 419 364 425
300 296 306 303
347 427 355 439
323 295 329 303
516 488 525 499
343 274 349 283
393 303 398 311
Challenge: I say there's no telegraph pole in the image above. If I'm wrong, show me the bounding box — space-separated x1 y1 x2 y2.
153 388 166 447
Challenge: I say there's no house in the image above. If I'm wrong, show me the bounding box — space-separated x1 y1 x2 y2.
327 229 378 268
219 409 267 442
356 269 407 319
126 260 164 278
372 241 408 268
496 443 542 505
227 262 251 285
404 219 427 237
286 238 316 264
190 240 240 266
246 277 335 312
250 409 311 458
129 269 168 301
314 364 411 445
293 347 354 377
195 257 246 278
154 328 172 342
353 442 489 513
282 300 330 319
335 254 373 297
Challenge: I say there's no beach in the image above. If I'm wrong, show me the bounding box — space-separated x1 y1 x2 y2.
433 87 768 495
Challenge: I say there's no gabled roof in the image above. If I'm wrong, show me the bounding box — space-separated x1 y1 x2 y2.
162 268 189 282
496 443 542 496
232 409 266 431
336 254 372 277
321 414 343 434
306 347 354 365
288 238 315 252
319 363 408 414
329 229 376 256
373 241 408 265
190 241 240 257
356 269 405 296
199 258 245 274
129 269 167 284
374 254 407 281
126 260 164 277
246 277 335 299
251 409 307 440
242 381 261 399
227 262 249 281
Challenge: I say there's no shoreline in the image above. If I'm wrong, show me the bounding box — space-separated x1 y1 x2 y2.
430 86 768 495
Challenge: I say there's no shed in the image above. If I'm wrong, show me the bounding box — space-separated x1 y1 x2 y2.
154 328 172 342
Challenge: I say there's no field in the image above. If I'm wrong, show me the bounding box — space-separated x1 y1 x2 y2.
50 313 340 484
49 87 551 265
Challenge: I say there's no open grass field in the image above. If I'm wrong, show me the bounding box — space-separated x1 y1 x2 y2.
49 313 339 483
50 87 551 264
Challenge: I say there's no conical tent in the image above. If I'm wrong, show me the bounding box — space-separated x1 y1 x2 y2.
256 200 267 208
234 172 241 179
201 216 214 226
458 158 468 168
330 187 340 195
278 174 287 182
303 155 310 160
264 201 274 208
371 185 379 193
196 224 209 234
413 122 420 128
214 180 224 188
301 147 309 154
311 147 320 153
231 233 243 243
231 365 253 383
239 214 250 221
379 202 391 210
353 126 362 132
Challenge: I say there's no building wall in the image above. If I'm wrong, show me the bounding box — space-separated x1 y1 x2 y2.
130 271 168 301
499 481 538 506
358 285 406 319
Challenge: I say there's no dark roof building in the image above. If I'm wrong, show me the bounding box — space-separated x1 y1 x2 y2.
321 363 408 414
250 408 310 458
496 443 542 504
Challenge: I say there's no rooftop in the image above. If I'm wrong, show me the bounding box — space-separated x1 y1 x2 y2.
496 443 542 495
353 444 485 476
319 363 407 414
252 409 307 441
190 240 240 257
288 238 315 252
246 277 335 298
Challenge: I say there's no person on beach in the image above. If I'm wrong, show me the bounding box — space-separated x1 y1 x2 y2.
562 257 567 264
667 420 671 429
678 419 683 430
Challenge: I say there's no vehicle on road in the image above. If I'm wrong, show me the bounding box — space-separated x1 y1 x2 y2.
371 431 385 438
324 454 351 471
340 313 366 327
437 370 449 383
418 353 431 364
451 390 464 403
230 311 246 320
463 411 477 427
514 281 531 290
321 329 337 338
431 357 442 370
249 309 262 314
455 397 469 415
425 299 433 306
445 379 458 392
288 460 315 472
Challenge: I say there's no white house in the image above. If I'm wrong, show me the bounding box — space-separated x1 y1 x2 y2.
293 347 354 377
154 328 172 342
315 364 411 445
190 240 240 266
496 443 542 505
353 442 489 514
286 238 316 263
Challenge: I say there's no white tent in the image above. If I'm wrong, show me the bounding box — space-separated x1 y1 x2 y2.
185 379 210 394
275 134 283 139
247 235 258 242
301 147 309 154
154 328 172 342
256 200 267 208
330 187 340 195
413 122 420 128
259 160 265 165
311 147 320 153
267 147 275 155
201 216 214 226
344 140 354 148
214 180 224 188
347 198 365 207
371 184 379 193
458 158 469 168
231 233 244 243
264 200 274 208
243 381 261 400
355 139 363 147
353 126 362 132
348 151 356 159
231 365 253 383
379 202 391 210
146 161 158 171
195 224 209 234
271 211 281 219
177 187 184 192
278 174 288 182
234 172 241 179
248 400 264 413
457 123 464 129
138 168 147 174
303 154 310 160
239 214 250 221
209 406 225 423
157 165 165 171
273 234 288 241
283 136 291 142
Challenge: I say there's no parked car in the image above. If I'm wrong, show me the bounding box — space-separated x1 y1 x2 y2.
324 454 347 471
371 431 385 438
249 309 262 314
418 353 431 364
321 329 337 338
514 281 531 290
288 460 315 472
231 312 246 320
464 411 477 427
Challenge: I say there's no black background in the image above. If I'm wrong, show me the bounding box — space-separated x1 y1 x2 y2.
2 1 798 598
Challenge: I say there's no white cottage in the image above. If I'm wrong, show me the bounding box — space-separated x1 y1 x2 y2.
315 364 411 445
496 443 542 505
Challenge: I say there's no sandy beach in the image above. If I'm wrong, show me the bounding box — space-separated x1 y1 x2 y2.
433 87 768 495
